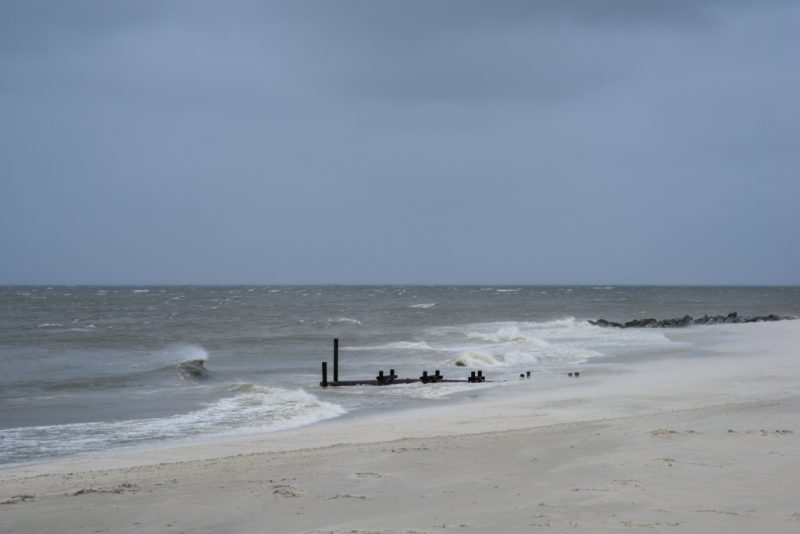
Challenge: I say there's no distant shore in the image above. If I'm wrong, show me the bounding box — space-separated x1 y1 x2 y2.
3 321 799 533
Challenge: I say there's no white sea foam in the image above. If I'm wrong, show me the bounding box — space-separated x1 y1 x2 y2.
338 380 495 400
132 289 150 293
338 318 678 375
418 317 677 370
410 303 437 309
0 385 346 464
66 324 97 332
328 317 362 325
348 341 436 352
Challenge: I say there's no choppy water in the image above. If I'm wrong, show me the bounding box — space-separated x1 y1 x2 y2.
2 285 798 465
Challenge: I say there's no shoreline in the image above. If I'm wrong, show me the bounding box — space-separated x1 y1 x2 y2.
0 326 683 476
3 321 799 532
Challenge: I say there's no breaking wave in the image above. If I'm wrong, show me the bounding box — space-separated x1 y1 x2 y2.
348 341 436 352
330 317 677 375
328 317 362 325
5 344 213 391
0 385 345 465
424 317 677 370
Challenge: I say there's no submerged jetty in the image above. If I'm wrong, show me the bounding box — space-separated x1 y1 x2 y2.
589 312 793 329
320 338 489 387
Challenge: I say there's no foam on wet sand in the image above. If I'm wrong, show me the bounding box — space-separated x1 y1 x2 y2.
2 321 799 533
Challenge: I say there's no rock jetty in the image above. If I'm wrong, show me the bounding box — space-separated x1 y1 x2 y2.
589 312 793 329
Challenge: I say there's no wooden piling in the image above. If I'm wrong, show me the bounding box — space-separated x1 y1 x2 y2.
321 361 328 387
333 338 339 383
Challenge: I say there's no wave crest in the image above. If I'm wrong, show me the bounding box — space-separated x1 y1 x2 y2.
0 385 345 464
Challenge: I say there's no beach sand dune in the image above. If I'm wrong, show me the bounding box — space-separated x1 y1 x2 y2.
2 322 799 533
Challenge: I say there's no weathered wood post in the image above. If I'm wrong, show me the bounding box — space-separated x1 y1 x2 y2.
321 361 328 387
333 338 339 383
526 371 531 378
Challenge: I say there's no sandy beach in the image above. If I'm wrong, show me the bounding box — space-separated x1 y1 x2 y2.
2 321 799 533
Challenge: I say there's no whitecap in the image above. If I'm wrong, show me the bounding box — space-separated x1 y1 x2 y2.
425 317 678 369
328 317 362 326
161 344 209 365
348 341 435 352
0 386 345 464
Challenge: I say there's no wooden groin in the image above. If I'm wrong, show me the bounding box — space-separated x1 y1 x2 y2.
320 338 488 387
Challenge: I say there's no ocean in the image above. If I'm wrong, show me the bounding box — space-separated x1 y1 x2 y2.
2 285 798 466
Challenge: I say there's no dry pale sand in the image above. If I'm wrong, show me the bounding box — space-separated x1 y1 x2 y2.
2 321 799 533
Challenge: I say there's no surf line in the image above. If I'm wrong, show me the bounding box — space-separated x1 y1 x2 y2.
320 338 510 387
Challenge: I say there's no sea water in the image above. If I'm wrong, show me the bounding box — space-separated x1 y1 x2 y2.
1 285 798 465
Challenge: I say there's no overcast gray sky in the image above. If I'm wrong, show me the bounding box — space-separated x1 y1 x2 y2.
1 0 798 285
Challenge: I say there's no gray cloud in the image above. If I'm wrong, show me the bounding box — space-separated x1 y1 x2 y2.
1 1 798 284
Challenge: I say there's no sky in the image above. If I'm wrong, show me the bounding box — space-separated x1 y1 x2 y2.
1 0 798 285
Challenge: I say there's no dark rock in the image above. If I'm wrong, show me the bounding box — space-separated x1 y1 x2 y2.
589 313 794 329
624 318 659 328
588 319 623 328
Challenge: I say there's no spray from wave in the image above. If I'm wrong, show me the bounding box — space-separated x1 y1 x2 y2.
162 344 209 364
343 317 677 373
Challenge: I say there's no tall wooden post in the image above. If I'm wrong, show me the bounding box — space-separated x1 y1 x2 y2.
333 338 339 383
